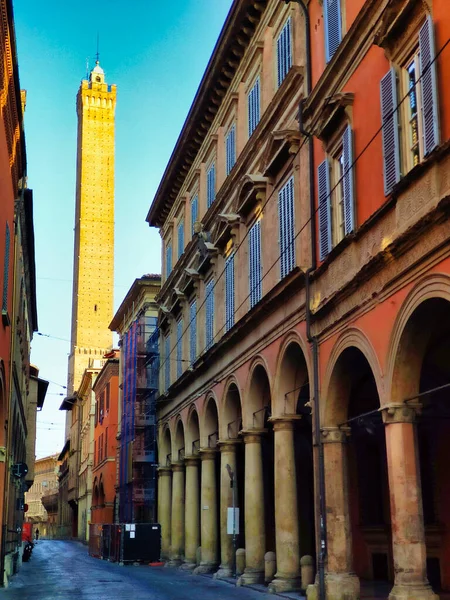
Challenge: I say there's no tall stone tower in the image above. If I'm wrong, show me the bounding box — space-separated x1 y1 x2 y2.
67 61 116 396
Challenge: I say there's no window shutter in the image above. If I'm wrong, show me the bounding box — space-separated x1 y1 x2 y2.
279 176 295 279
176 319 183 378
177 221 184 259
419 15 439 155
248 77 261 137
207 163 216 208
166 243 172 277
226 125 236 176
189 300 197 364
318 160 332 260
324 0 342 63
249 220 262 308
225 253 235 332
342 125 355 235
191 195 198 236
380 68 401 195
164 334 171 391
277 17 292 88
205 279 214 350
2 222 10 311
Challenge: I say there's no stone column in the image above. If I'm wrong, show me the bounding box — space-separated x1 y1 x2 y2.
158 467 172 561
238 430 266 586
319 427 359 600
181 456 200 570
268 417 301 593
382 404 438 600
216 439 241 579
168 462 185 566
194 448 219 574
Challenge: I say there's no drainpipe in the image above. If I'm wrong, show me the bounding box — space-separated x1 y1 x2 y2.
284 1 327 599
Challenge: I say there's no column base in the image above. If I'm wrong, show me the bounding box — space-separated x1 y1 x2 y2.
237 568 265 586
306 572 360 600
389 582 439 600
214 566 233 579
268 574 302 594
193 562 219 575
166 558 183 568
179 561 197 571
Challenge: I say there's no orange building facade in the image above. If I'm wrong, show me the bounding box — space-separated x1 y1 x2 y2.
91 352 119 525
148 1 450 599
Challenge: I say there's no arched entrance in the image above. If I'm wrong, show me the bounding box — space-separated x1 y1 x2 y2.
390 294 450 595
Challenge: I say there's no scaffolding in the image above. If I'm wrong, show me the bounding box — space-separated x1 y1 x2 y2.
119 315 159 523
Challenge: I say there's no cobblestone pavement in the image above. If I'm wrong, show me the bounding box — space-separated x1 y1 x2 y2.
0 540 289 600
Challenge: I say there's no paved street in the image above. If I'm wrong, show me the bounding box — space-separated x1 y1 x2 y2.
0 540 283 600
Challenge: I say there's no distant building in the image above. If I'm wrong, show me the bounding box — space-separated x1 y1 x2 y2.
25 455 59 538
91 351 120 524
110 275 161 523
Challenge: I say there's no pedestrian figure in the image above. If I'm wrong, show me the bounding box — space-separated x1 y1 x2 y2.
35 528 39 541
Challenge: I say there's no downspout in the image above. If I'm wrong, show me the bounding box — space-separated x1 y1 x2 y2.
284 1 327 598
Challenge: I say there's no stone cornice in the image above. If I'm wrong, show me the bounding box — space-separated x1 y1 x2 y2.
147 0 268 228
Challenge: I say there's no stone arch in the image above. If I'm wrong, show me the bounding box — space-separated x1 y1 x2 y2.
220 376 242 439
242 356 272 429
322 327 384 427
159 423 172 466
173 417 186 462
273 332 311 417
185 404 200 456
201 394 220 448
386 273 450 404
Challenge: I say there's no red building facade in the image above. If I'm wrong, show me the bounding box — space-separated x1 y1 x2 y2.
91 352 119 525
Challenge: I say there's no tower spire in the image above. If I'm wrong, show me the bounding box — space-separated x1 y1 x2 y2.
95 32 100 64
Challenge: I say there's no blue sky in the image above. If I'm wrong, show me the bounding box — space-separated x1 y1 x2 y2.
13 0 233 457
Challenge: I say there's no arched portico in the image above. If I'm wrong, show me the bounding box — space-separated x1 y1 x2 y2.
169 418 186 566
182 407 201 571
158 424 173 560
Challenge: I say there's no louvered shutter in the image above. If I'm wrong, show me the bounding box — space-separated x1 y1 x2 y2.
380 68 401 195
249 220 262 308
2 222 10 311
164 334 171 391
419 15 439 155
324 0 342 63
205 279 215 350
342 125 355 235
207 163 216 208
225 254 235 332
226 125 236 175
248 77 261 137
177 221 184 259
279 177 295 278
191 195 198 236
190 300 197 364
176 319 183 378
277 17 292 87
318 160 332 260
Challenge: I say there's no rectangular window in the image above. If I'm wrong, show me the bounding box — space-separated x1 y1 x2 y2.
176 319 183 379
2 222 10 312
330 150 346 247
166 242 173 278
276 17 292 87
106 383 110 412
164 334 171 391
100 391 105 422
205 279 215 351
190 194 199 236
278 176 295 279
207 162 216 208
249 220 262 308
225 253 235 332
225 124 236 176
324 0 342 63
248 76 261 137
177 220 185 259
189 300 197 364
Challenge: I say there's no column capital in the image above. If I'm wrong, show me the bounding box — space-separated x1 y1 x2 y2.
241 429 267 444
171 461 185 472
380 402 421 424
184 455 200 467
321 426 351 444
158 466 172 476
217 438 242 450
199 447 218 460
269 415 302 431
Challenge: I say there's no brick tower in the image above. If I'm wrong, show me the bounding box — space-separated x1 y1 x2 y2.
67 61 116 396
